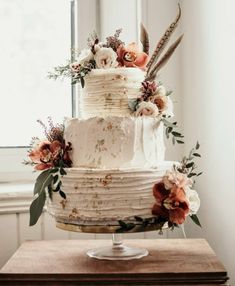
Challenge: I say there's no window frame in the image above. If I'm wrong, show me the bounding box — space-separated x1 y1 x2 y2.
0 0 77 185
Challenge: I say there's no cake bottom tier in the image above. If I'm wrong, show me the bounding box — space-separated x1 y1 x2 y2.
47 161 175 232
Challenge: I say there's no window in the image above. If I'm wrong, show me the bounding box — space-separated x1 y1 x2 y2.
0 0 75 183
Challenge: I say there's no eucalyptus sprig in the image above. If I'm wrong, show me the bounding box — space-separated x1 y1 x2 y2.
29 167 66 226
48 61 72 81
176 141 202 179
162 118 184 145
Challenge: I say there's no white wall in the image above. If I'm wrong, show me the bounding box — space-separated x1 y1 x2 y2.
181 0 235 283
142 0 183 162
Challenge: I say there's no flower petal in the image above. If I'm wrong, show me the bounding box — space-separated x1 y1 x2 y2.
153 182 170 202
169 207 188 224
134 52 149 69
35 163 52 171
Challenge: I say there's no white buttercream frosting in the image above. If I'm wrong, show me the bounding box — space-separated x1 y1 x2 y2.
64 116 165 169
47 162 175 224
80 67 145 118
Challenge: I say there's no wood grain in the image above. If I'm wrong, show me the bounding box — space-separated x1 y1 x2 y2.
0 239 229 285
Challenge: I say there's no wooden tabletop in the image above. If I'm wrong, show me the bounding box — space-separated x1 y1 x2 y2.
0 238 229 285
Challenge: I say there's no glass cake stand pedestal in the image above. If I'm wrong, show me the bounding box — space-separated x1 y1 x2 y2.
56 221 158 260
86 233 148 260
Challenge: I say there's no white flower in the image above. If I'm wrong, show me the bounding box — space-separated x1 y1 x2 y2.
135 101 159 117
185 188 200 215
163 170 193 190
163 96 174 117
77 49 94 65
156 85 166 96
94 47 118 69
153 85 174 117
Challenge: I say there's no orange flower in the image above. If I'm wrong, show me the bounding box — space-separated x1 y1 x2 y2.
152 182 189 225
117 42 149 69
29 140 63 170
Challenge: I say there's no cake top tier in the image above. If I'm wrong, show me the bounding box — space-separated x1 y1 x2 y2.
49 5 182 120
80 67 145 118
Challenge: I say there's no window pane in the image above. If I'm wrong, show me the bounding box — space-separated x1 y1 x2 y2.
0 0 71 146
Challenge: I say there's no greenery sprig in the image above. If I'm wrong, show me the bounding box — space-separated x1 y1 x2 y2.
117 216 172 234
48 61 72 81
175 141 202 179
71 60 96 87
175 142 202 227
162 118 184 145
29 167 67 226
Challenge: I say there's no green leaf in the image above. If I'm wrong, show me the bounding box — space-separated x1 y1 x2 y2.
166 90 173 96
190 214 202 227
134 216 143 222
81 77 85 88
176 140 184 144
186 162 194 168
196 141 200 150
162 118 177 128
33 170 53 196
48 184 53 200
168 127 173 133
60 168 67 176
29 191 46 226
188 172 197 178
59 190 66 199
193 153 201 157
197 172 203 176
54 181 62 192
172 131 184 137
125 223 135 231
53 175 59 184
49 168 59 174
165 127 170 139
118 220 127 228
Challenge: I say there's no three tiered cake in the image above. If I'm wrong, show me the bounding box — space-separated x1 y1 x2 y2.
26 5 201 234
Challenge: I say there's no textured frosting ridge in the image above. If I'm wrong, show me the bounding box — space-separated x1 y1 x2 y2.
64 116 165 169
47 162 175 224
80 67 145 118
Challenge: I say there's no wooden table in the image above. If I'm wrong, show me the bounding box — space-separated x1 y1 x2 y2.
0 239 229 285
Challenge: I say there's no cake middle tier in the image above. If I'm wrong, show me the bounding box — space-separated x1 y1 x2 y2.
64 116 165 169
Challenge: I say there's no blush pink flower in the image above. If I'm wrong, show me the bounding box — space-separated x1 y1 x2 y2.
117 42 149 70
152 182 189 225
29 140 63 170
70 62 81 72
163 170 193 190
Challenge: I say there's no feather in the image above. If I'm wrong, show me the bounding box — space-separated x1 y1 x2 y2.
146 34 184 81
146 3 181 74
140 23 150 54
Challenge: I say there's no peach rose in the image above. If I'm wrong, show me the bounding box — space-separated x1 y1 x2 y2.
135 101 159 117
147 86 173 117
117 42 149 69
163 170 193 190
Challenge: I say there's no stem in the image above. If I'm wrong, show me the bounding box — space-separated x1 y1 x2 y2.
112 234 123 249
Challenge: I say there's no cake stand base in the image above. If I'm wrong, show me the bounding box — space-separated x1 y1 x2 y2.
87 234 148 260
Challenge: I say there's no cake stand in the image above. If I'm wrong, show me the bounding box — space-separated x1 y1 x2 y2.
56 220 164 260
